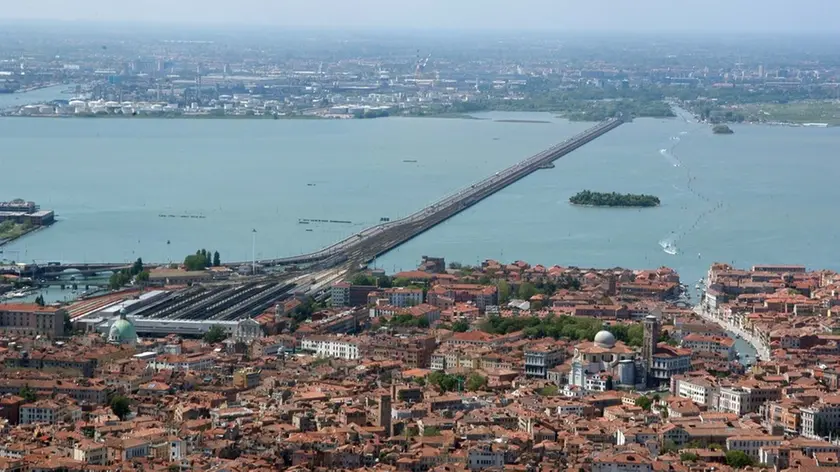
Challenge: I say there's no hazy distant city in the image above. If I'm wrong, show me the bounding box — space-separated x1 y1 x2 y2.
3 24 840 125
2 8 840 472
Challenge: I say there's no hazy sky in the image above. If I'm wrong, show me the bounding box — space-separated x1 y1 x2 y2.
2 0 837 32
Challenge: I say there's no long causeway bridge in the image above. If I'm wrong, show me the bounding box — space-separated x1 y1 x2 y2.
260 117 624 269
15 118 623 278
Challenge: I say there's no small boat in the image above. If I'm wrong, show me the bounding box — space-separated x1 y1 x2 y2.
167 240 171 245
305 229 313 232
663 243 677 255
402 159 418 163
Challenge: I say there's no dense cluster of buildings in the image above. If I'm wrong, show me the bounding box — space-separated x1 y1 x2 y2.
0 259 838 471
6 29 839 123
695 263 840 444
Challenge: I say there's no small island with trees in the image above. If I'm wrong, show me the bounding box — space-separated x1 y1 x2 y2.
569 190 661 208
712 124 734 134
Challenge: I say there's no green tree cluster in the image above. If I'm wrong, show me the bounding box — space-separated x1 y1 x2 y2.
427 371 463 392
538 384 559 396
465 373 487 391
203 325 228 344
291 297 322 323
110 394 131 420
388 314 429 329
725 451 754 469
450 320 469 332
109 271 132 290
518 282 538 300
392 277 414 287
680 452 699 462
661 440 679 454
569 190 660 207
480 315 644 346
497 280 512 304
19 386 37 403
109 257 147 290
494 276 582 304
184 249 217 271
350 273 388 287
532 275 581 295
34 294 45 306
635 395 653 411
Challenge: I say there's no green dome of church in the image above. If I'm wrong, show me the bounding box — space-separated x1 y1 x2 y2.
108 308 137 346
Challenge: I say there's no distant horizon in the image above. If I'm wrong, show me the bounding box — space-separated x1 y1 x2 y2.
2 0 838 34
2 18 840 38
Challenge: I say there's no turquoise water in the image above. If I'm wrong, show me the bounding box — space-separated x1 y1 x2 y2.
0 84 71 111
376 116 840 290
3 95 840 297
1 112 591 264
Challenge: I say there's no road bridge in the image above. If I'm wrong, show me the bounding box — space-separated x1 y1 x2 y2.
243 117 624 269
33 118 622 275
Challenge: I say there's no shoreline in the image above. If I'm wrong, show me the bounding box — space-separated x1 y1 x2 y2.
13 82 61 94
569 202 660 209
0 113 328 120
493 119 552 124
1 109 837 127
0 225 47 248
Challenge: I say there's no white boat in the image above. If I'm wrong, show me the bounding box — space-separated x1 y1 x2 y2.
663 243 677 255
2 290 30 300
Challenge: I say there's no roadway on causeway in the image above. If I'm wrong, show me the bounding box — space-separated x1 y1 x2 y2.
26 118 623 277
294 117 624 271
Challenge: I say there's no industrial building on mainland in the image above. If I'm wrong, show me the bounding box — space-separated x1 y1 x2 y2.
0 199 55 227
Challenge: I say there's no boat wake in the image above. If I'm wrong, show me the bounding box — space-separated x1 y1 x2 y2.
659 237 678 255
660 148 681 167
661 129 727 253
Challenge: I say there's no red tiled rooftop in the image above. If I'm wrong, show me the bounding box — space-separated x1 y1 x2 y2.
0 303 60 313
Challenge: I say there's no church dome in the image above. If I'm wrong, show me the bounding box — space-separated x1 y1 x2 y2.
108 308 137 346
593 330 616 348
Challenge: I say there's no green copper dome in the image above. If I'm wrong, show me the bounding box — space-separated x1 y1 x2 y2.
108 308 137 345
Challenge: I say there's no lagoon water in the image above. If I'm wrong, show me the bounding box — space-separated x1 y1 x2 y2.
3 92 840 298
0 85 71 111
